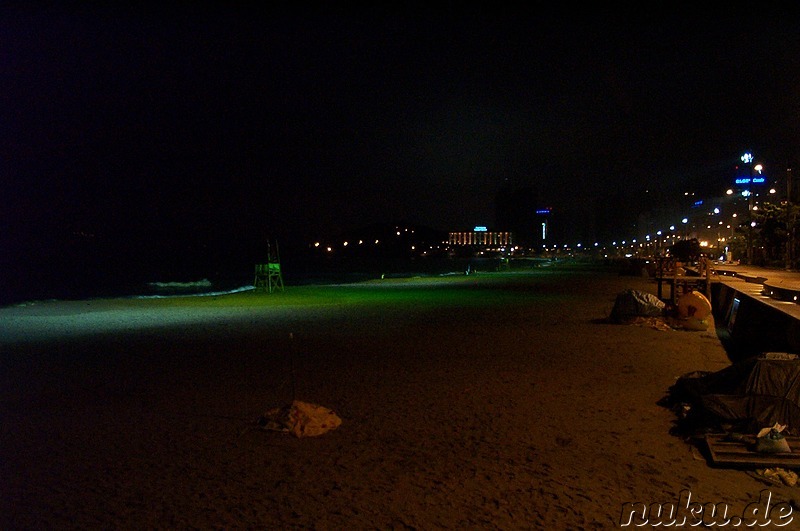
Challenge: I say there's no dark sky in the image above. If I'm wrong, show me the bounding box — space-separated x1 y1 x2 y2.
4 3 800 267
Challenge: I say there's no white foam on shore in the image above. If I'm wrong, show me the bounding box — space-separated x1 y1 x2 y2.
7 284 256 308
146 278 214 289
135 284 255 299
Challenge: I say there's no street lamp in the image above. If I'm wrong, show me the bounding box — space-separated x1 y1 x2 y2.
740 152 763 264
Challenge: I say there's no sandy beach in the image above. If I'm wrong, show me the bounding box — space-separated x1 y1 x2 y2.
2 265 798 529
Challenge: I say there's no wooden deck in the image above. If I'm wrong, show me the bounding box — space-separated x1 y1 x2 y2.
706 433 800 468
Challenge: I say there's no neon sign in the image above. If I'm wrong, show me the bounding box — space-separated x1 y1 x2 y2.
473 226 487 232
735 177 766 185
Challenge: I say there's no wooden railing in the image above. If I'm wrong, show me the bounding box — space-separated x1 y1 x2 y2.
654 256 715 304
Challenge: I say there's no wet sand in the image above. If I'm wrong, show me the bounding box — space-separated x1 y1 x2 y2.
2 266 797 529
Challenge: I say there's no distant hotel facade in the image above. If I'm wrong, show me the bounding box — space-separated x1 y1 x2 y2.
448 227 513 247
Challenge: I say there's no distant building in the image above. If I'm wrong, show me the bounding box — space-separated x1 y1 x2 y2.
448 228 513 247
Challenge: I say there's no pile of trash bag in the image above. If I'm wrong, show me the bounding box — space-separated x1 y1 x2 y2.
609 289 666 323
661 353 800 436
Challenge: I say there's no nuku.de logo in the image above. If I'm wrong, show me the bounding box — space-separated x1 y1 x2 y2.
620 489 793 527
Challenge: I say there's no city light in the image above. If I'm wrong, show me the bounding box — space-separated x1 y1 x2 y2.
301 153 786 265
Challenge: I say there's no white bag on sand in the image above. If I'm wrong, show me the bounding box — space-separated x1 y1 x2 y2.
259 400 342 438
676 291 712 320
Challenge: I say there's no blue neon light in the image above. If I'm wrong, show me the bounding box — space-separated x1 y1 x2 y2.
735 177 766 185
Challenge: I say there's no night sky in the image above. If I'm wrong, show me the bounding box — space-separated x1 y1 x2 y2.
3 4 800 294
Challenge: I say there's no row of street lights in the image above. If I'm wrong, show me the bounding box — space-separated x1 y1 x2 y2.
592 152 774 264
741 152 764 265
518 152 791 265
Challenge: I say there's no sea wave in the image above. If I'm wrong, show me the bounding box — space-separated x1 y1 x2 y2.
146 279 214 289
137 283 255 299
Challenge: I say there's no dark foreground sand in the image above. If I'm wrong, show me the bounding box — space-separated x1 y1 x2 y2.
2 266 798 529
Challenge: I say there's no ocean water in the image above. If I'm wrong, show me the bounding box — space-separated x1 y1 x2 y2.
0 250 489 308
0 271 252 308
1 252 253 307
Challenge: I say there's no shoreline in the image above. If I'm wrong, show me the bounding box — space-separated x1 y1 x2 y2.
0 256 626 309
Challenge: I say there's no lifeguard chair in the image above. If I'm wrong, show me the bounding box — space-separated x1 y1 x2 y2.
254 240 284 293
